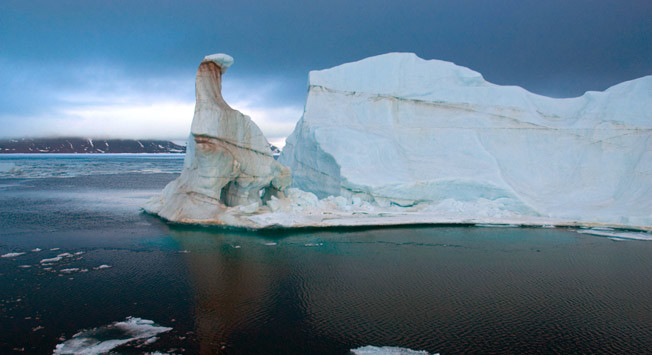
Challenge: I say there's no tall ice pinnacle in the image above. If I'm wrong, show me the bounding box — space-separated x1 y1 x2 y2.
144 53 291 224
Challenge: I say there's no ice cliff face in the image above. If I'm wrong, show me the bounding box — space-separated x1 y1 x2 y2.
144 54 291 224
280 53 652 228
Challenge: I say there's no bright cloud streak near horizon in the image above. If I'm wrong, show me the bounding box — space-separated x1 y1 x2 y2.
5 99 301 149
1 69 303 149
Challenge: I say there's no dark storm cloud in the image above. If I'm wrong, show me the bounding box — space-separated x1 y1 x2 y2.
1 0 651 137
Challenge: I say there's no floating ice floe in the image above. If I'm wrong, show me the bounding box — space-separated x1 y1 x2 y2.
31 248 42 252
576 228 652 241
59 268 79 273
40 253 73 264
53 317 172 355
351 345 437 355
1 252 26 258
94 265 112 269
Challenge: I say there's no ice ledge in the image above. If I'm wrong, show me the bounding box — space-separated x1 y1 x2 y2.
202 53 234 73
143 188 652 235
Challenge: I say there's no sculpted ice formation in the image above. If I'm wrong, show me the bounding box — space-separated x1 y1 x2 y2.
146 52 651 232
280 53 652 230
144 54 291 224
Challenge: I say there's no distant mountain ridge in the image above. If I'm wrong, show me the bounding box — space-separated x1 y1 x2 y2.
0 138 186 153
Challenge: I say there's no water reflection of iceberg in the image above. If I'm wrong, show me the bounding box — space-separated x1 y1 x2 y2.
171 229 315 354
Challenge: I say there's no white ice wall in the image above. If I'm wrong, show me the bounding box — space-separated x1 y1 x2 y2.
280 53 652 228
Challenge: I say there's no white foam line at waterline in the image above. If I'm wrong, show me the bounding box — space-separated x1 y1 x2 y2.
577 229 652 241
351 345 438 355
475 223 520 228
53 317 172 355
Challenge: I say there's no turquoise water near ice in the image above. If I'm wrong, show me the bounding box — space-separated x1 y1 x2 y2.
0 155 651 354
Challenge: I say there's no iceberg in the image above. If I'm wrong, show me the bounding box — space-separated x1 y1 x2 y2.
280 53 652 230
146 52 651 231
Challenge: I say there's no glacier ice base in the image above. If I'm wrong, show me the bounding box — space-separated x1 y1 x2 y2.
145 52 652 232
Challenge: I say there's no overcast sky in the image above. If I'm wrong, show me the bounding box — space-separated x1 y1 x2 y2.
1 0 651 147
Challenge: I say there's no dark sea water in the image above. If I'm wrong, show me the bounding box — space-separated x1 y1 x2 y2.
0 155 651 354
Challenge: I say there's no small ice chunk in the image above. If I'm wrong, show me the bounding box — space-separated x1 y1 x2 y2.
18 265 31 268
40 253 73 264
2 252 26 258
53 317 172 355
31 248 42 252
577 228 652 241
40 257 62 263
304 243 323 247
94 265 112 269
60 268 79 273
263 242 277 246
351 345 437 355
50 248 60 251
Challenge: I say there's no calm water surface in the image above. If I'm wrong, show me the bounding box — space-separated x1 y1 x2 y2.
0 155 650 354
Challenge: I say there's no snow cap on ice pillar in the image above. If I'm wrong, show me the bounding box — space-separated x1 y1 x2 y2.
202 53 234 74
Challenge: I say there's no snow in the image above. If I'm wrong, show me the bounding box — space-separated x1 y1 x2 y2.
351 345 437 355
202 53 234 73
280 52 652 230
53 317 171 355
